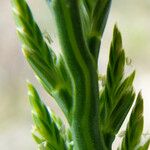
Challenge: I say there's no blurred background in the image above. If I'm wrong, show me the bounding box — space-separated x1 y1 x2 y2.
0 0 150 149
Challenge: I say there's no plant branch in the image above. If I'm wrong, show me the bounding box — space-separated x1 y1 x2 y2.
11 0 73 121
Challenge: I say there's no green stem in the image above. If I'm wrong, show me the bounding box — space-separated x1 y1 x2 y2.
71 70 106 150
50 1 106 149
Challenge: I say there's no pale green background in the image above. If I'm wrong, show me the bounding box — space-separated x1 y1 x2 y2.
0 0 150 149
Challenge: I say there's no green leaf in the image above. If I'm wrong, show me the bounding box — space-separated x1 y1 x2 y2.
80 0 112 60
99 25 135 148
11 0 54 65
92 0 112 37
121 92 144 150
27 82 67 150
11 0 73 120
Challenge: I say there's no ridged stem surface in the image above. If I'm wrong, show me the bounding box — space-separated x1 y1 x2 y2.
51 1 106 149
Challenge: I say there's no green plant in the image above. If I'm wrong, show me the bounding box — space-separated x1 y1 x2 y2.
11 0 150 150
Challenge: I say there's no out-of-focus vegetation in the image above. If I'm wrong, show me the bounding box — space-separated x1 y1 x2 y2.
0 0 149 149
